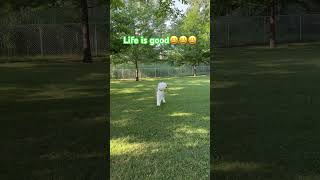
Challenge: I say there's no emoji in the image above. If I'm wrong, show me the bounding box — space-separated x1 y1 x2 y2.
188 36 197 45
179 36 188 44
170 36 178 45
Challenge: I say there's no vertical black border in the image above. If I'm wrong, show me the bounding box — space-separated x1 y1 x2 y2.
210 0 215 179
106 0 110 179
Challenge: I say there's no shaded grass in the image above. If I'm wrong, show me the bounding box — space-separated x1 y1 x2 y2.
212 43 320 180
0 61 107 180
111 76 210 179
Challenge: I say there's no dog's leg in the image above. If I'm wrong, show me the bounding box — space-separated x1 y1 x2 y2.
162 94 166 103
156 91 161 106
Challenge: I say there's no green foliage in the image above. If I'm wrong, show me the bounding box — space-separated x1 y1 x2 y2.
168 0 210 66
0 0 107 24
214 0 314 16
111 0 209 67
111 0 173 66
0 0 57 11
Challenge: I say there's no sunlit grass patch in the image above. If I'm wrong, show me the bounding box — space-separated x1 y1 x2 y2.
174 126 208 134
169 112 193 117
111 138 156 156
111 118 131 127
111 75 210 179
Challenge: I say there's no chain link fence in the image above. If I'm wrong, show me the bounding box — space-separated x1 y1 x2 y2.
0 23 107 57
214 14 320 47
2 13 320 58
111 66 210 79
0 6 107 59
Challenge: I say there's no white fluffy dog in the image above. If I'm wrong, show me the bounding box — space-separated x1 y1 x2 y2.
156 82 168 106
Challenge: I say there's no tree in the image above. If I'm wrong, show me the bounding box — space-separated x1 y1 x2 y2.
269 0 276 48
168 0 210 76
67 0 105 62
81 0 92 63
214 0 311 48
111 0 176 81
0 0 104 62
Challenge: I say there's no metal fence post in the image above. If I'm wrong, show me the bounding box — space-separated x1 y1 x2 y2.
39 25 44 56
62 27 65 54
227 23 230 47
95 23 98 56
121 68 124 79
75 32 79 53
263 16 266 43
299 15 302 41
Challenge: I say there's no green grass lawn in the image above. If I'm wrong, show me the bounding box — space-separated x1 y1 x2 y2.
212 43 320 180
111 76 210 179
0 60 107 179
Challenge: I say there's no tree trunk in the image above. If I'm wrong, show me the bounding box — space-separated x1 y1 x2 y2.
269 0 276 48
135 59 139 81
81 0 92 63
192 65 197 77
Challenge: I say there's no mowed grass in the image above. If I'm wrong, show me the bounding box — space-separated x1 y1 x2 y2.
111 76 210 179
0 61 107 180
212 43 320 180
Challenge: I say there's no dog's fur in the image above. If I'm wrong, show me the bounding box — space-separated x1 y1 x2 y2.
156 82 167 106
